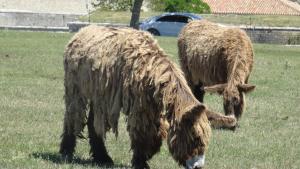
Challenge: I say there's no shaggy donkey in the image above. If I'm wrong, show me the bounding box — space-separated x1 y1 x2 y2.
178 20 255 122
60 25 213 169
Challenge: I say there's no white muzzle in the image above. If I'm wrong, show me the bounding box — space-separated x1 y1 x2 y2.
185 155 205 169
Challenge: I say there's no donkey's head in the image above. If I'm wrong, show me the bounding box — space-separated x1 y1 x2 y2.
204 83 255 119
167 104 211 169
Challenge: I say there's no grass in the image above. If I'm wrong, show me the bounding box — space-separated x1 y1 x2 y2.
80 10 300 27
0 30 300 169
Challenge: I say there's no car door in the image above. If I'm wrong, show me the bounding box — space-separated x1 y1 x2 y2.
154 15 190 36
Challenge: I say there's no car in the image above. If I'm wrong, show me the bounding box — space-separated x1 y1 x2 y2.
139 12 202 37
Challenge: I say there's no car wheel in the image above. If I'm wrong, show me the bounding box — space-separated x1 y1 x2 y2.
148 29 160 36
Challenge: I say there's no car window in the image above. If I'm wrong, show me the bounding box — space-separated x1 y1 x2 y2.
156 15 190 23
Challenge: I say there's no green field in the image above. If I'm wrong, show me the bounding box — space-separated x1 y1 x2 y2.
81 10 300 27
0 30 300 169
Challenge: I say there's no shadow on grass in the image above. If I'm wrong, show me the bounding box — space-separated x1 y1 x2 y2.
31 152 130 168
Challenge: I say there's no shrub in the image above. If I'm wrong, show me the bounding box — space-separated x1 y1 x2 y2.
152 0 210 13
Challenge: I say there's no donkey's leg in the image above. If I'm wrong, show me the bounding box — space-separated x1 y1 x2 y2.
87 101 113 165
129 115 163 169
192 82 205 103
206 109 237 130
59 85 87 160
131 137 162 169
131 140 151 169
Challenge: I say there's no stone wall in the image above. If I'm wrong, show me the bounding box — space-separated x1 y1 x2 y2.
68 22 128 32
0 11 80 27
0 0 91 14
0 0 95 28
242 26 300 44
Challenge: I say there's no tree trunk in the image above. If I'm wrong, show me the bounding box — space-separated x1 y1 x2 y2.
130 0 144 29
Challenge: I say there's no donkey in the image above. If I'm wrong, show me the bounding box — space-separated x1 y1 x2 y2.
178 20 255 122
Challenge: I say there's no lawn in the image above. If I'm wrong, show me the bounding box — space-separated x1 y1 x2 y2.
80 10 300 27
0 30 300 169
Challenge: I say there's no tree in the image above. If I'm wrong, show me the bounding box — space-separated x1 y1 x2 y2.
152 0 210 13
130 0 144 29
92 0 144 29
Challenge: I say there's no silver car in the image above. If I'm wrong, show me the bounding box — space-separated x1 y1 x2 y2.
139 12 202 36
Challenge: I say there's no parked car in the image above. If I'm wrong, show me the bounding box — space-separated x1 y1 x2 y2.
139 12 202 36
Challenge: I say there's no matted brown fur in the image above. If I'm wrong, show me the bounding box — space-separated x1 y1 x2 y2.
178 20 255 121
61 25 211 167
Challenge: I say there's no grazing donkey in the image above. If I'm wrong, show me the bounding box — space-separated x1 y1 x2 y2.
60 25 212 169
178 20 255 122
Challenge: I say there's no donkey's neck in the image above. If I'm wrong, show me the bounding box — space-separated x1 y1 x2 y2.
154 59 200 121
227 54 248 88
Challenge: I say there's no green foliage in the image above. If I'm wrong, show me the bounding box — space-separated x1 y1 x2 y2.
151 0 210 13
92 0 132 11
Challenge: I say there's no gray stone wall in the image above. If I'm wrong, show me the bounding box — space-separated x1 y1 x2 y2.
0 0 91 14
243 27 300 44
0 11 80 27
0 0 94 28
68 22 128 32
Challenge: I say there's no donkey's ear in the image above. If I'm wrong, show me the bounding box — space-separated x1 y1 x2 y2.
182 104 206 122
204 84 227 95
237 84 256 93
